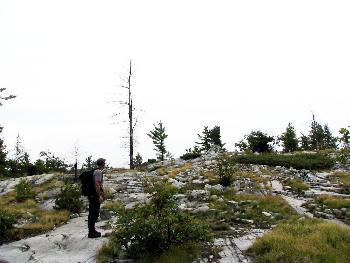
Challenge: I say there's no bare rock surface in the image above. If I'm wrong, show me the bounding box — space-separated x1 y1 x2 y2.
0 216 108 263
0 174 55 197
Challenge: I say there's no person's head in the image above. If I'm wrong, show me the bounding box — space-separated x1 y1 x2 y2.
96 158 106 169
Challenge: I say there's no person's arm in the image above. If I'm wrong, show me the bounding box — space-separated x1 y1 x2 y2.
94 171 104 203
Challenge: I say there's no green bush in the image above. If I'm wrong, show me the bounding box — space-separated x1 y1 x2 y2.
15 178 36 202
180 152 202 160
215 154 236 187
54 182 83 213
107 182 212 260
0 208 17 236
234 153 334 170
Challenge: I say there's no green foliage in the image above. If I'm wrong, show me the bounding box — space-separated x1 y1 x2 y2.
180 146 202 160
215 154 236 187
81 155 95 171
236 130 275 153
234 153 334 170
339 127 350 148
0 126 7 177
196 126 225 152
15 178 36 202
133 153 143 169
248 219 350 263
279 123 299 152
54 182 83 213
148 121 168 161
109 181 212 260
305 116 338 151
323 124 338 149
39 150 68 172
285 179 310 194
0 207 17 236
300 133 311 150
330 171 350 194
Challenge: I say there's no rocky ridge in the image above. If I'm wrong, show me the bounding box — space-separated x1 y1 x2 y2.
0 151 350 262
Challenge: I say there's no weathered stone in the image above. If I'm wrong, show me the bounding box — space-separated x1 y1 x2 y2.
192 206 210 214
100 209 112 220
227 201 239 209
262 211 271 217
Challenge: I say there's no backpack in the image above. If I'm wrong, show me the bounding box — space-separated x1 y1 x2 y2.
79 169 97 196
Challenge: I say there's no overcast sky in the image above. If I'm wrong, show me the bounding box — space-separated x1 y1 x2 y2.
0 0 349 167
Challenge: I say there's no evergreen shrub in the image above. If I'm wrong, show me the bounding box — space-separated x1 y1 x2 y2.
108 182 212 260
15 178 36 202
54 182 83 213
215 154 236 187
0 208 17 236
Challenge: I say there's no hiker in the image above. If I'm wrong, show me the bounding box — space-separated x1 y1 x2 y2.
88 158 106 238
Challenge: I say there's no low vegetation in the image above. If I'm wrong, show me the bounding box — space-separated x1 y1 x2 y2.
304 195 350 224
15 178 36 202
0 208 17 244
0 177 71 243
284 178 310 195
234 153 334 170
248 219 350 263
330 172 350 194
97 182 212 262
54 182 84 213
195 189 297 231
215 154 236 187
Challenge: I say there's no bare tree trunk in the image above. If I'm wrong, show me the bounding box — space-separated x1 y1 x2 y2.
128 61 134 169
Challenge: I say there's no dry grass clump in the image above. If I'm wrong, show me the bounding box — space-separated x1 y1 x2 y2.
315 195 350 210
0 177 70 240
22 210 70 234
330 172 350 194
285 178 310 194
235 171 269 184
168 163 192 179
248 219 350 263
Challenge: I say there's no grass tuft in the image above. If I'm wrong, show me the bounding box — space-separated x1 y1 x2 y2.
248 219 350 263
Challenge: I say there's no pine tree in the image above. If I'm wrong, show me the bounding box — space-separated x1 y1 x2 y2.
0 127 7 177
196 126 225 152
279 123 299 152
308 115 324 150
196 126 211 152
300 133 310 150
209 126 225 150
133 153 143 169
147 121 168 161
339 127 350 148
323 124 337 149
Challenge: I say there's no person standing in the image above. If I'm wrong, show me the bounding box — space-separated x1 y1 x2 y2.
88 158 106 238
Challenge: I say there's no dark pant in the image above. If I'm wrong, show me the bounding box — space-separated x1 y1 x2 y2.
88 196 100 232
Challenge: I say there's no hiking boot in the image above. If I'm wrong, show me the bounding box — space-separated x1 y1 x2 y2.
88 231 101 238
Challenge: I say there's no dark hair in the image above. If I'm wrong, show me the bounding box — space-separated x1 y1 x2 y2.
96 158 106 166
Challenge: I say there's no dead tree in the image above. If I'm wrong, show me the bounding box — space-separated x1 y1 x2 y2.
114 60 138 169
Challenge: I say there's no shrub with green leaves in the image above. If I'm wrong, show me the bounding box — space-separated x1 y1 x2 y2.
180 146 202 160
215 154 236 187
0 208 17 236
108 182 212 260
234 153 334 170
15 178 36 202
54 182 83 213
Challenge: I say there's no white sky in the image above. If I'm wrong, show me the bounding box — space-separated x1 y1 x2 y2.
0 0 349 167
